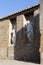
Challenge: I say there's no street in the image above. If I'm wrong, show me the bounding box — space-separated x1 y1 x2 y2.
0 60 40 65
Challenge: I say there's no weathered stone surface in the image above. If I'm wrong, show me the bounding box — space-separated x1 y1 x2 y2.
16 15 23 46
8 46 14 60
40 0 43 30
14 46 40 61
0 19 9 47
16 15 23 39
41 53 43 64
0 47 7 59
40 1 43 63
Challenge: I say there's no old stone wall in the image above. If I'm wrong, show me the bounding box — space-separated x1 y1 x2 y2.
14 9 40 63
8 46 14 60
40 30 43 64
14 46 40 61
16 15 24 46
0 47 7 59
0 19 10 59
0 19 9 47
40 0 43 64
0 6 40 62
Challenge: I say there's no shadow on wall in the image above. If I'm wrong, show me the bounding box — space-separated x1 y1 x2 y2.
33 14 40 64
13 14 40 64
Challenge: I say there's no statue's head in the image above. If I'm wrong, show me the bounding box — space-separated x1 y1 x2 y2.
27 20 30 24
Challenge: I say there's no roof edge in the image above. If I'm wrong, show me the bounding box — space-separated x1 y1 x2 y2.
0 3 40 20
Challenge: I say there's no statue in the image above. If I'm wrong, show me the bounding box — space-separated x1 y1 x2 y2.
25 21 33 44
11 26 16 46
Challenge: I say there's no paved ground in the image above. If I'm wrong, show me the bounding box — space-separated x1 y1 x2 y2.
0 60 40 65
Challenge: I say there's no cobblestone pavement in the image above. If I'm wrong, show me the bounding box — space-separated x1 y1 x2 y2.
0 60 40 65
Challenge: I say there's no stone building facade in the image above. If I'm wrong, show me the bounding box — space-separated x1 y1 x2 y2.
0 4 41 63
40 0 43 64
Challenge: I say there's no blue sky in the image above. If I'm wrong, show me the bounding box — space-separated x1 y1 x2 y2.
0 0 39 18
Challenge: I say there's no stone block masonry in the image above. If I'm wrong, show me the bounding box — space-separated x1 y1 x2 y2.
0 47 7 59
40 0 43 64
0 19 9 47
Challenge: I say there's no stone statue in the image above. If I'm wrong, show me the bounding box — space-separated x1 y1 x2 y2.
11 26 16 46
25 21 33 44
